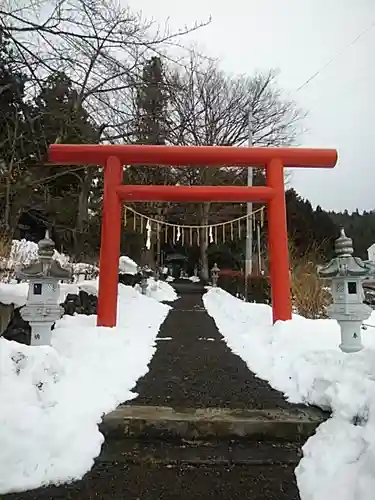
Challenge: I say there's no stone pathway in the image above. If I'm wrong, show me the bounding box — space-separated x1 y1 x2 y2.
4 284 316 499
130 290 299 410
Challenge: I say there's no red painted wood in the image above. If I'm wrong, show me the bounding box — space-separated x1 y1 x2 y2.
46 143 339 327
48 144 338 169
97 156 123 327
266 159 292 322
116 185 275 203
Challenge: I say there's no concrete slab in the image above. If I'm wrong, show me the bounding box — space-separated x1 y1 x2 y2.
101 404 327 442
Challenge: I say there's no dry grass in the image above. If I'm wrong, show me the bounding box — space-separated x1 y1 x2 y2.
0 233 13 282
0 233 11 260
289 242 332 319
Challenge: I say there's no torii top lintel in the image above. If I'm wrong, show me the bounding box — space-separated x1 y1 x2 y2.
48 144 338 169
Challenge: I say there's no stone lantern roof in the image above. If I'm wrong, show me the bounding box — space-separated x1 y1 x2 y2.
318 228 372 279
17 231 71 280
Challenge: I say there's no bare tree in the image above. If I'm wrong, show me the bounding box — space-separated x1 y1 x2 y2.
0 0 209 140
0 0 209 249
165 53 305 279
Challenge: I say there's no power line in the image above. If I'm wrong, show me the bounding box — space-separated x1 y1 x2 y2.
296 19 375 93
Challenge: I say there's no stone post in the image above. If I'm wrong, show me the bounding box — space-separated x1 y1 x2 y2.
211 263 220 288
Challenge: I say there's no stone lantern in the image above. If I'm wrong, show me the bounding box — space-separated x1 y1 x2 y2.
211 263 220 287
139 265 152 295
317 228 373 353
17 231 71 346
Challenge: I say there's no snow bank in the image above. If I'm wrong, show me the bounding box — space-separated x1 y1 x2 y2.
71 263 99 281
0 283 29 308
119 256 138 275
135 277 178 302
0 284 170 494
203 288 375 500
189 276 200 283
0 273 176 310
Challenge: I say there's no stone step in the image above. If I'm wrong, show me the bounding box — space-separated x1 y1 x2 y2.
99 437 302 466
4 406 319 499
101 404 326 443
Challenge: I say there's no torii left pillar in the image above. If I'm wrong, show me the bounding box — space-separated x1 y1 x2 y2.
97 156 123 327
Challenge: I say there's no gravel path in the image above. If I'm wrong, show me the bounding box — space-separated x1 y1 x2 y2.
4 461 300 500
131 290 296 409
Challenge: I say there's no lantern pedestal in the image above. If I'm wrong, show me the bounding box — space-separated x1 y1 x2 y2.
337 318 370 353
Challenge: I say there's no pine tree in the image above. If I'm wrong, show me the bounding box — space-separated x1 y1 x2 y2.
136 57 167 146
130 57 172 267
0 37 33 236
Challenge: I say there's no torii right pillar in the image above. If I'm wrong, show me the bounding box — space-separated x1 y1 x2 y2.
266 158 292 323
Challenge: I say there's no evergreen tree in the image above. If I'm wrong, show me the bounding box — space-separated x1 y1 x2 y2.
131 56 171 186
285 189 337 258
330 209 375 259
128 57 172 266
31 71 100 255
136 57 167 146
33 71 97 196
0 37 34 235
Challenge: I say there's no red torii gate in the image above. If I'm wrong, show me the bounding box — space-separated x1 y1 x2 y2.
48 144 338 326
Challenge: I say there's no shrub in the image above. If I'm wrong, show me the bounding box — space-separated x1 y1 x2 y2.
289 243 332 319
216 242 332 318
0 234 12 282
218 269 270 304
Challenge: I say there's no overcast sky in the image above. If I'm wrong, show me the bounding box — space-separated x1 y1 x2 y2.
128 0 374 212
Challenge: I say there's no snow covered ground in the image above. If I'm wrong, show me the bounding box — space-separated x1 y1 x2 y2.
0 276 177 309
203 288 375 500
118 255 138 275
188 275 201 283
134 277 178 302
3 236 373 498
0 279 176 494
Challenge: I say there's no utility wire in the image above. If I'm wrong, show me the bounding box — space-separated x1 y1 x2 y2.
296 19 375 93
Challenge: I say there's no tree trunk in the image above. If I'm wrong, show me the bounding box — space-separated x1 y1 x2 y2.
199 202 210 281
77 168 93 229
3 161 20 239
74 168 94 257
2 178 30 242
